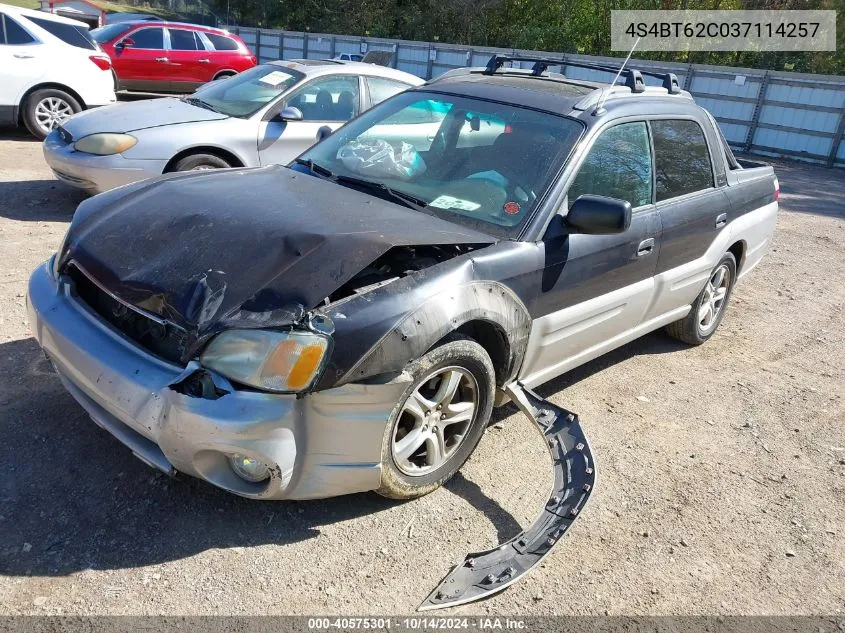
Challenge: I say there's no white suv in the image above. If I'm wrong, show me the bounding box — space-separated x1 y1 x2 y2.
0 3 116 139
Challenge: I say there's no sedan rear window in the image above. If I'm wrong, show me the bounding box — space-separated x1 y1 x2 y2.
298 92 583 238
205 32 239 50
28 16 97 50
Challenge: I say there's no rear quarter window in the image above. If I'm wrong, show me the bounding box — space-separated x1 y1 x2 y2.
1 14 37 45
652 119 714 201
28 16 96 50
205 32 239 51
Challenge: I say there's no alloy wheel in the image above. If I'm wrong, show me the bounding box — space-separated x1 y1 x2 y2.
34 97 74 134
391 367 478 477
699 263 731 334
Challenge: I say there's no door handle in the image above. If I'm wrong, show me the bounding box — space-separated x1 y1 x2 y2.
198 58 210 63
155 56 169 62
13 53 34 59
715 213 728 228
637 238 655 257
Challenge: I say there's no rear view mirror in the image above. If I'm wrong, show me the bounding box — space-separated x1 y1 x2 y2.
565 195 631 234
117 37 135 49
316 125 333 142
279 106 303 122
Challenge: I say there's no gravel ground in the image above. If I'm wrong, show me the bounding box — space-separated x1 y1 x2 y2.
0 128 843 616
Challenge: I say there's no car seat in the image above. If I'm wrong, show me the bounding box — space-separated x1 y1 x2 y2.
336 91 356 121
315 90 334 120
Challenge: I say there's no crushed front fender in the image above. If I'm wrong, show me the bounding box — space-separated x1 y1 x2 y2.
418 383 595 611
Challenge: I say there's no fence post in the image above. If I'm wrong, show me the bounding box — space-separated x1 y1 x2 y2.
683 63 696 92
255 29 262 62
392 43 398 68
278 30 284 60
303 33 309 58
828 106 845 168
330 36 336 59
744 71 770 153
426 44 434 80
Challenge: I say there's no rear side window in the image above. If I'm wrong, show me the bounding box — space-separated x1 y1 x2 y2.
29 16 96 50
169 28 199 50
205 32 239 50
568 122 653 209
366 77 410 105
128 27 163 49
1 14 37 45
651 119 714 201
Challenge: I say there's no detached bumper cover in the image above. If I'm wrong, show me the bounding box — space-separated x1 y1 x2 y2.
26 261 408 500
420 384 595 610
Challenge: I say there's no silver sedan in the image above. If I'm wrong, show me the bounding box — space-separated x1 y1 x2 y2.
43 60 423 194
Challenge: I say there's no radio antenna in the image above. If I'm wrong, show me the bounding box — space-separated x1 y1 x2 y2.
594 36 640 115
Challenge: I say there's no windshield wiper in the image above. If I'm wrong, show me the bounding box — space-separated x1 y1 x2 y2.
293 158 335 179
182 97 220 113
334 174 428 212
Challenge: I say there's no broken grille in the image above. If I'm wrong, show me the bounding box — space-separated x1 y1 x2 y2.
68 265 188 365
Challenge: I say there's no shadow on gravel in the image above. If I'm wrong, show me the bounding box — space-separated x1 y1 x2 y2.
0 179 85 222
0 336 524 578
488 330 688 428
0 126 38 142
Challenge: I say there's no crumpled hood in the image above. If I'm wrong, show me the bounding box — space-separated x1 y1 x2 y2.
60 166 495 340
61 97 228 138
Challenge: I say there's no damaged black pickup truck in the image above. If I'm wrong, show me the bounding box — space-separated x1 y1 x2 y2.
27 56 778 608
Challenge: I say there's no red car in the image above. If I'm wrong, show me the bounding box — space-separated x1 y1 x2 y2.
91 21 256 93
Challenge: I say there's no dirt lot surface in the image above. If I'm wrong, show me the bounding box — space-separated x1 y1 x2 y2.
0 128 843 616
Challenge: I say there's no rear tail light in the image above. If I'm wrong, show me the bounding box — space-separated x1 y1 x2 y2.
250 55 257 65
89 55 111 71
774 176 780 201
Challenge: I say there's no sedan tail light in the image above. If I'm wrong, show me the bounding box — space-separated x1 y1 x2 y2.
774 176 780 201
89 55 112 71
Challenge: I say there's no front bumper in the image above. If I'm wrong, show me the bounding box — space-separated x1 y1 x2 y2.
43 131 167 194
26 261 409 500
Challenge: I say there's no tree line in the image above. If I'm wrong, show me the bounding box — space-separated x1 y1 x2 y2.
209 0 844 74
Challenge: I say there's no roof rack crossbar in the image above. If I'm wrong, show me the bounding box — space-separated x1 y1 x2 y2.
483 55 682 95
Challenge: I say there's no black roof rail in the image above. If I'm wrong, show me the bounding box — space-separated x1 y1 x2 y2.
483 55 682 95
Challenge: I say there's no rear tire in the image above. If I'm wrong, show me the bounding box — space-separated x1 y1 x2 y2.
173 153 231 172
665 252 737 345
22 89 81 140
376 334 495 500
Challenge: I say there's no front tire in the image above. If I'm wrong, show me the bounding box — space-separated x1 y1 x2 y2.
23 89 81 140
173 153 231 172
665 252 737 345
376 334 495 500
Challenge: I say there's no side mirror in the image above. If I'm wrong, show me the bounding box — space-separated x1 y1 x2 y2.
117 37 134 49
565 195 632 234
278 106 303 122
316 125 333 142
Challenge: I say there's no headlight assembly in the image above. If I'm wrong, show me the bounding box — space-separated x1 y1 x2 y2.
73 133 138 156
200 329 330 393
